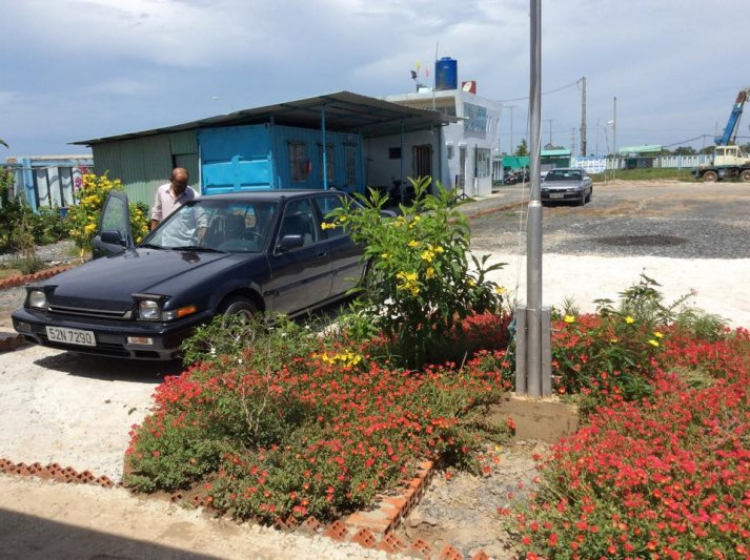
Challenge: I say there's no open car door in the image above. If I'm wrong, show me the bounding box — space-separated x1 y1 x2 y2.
91 191 134 259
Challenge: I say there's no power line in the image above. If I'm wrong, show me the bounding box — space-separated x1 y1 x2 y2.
661 134 713 148
497 78 582 103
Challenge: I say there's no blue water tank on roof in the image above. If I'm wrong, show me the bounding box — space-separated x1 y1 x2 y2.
435 57 458 91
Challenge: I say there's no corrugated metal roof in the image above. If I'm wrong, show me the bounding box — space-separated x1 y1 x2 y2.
618 144 662 154
73 91 458 146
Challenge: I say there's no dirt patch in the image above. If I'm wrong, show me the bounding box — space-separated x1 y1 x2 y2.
395 440 550 559
594 234 688 247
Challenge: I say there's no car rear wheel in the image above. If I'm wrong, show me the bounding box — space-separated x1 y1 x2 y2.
740 169 750 183
702 170 719 183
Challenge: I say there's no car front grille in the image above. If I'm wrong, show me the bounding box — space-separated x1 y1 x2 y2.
48 305 133 319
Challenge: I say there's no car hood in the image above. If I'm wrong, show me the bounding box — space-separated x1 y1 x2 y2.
39 249 259 313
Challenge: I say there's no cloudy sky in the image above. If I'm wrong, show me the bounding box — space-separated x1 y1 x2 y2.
1 0 749 156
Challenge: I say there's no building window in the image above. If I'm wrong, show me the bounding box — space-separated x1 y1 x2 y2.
344 145 357 186
475 148 491 178
463 102 488 134
318 144 334 184
388 147 401 159
446 144 455 160
289 142 308 182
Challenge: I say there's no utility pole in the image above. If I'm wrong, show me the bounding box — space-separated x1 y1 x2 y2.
580 77 587 156
570 128 576 156
595 118 600 155
612 96 617 180
507 105 517 153
545 118 554 146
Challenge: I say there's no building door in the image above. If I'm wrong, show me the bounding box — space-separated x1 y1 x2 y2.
458 145 467 187
412 145 432 181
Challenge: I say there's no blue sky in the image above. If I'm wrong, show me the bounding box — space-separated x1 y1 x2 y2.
1 0 749 156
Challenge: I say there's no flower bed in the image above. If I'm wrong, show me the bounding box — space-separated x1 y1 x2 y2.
513 323 750 559
125 313 513 523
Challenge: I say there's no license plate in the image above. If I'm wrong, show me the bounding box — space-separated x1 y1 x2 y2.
549 193 565 199
46 326 96 347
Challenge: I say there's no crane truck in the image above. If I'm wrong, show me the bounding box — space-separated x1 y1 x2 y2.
692 88 750 182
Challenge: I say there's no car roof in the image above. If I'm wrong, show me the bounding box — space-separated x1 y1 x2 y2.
196 189 345 203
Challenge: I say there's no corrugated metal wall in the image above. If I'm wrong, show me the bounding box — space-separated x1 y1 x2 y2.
270 124 363 192
92 130 198 207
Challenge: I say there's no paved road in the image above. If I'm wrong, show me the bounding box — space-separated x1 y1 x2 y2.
469 181 750 259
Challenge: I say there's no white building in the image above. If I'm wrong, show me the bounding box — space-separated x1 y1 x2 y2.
363 89 502 197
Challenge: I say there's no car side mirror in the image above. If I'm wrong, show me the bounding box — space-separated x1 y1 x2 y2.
277 234 304 253
100 230 126 246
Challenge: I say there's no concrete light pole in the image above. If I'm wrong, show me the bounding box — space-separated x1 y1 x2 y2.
515 0 552 398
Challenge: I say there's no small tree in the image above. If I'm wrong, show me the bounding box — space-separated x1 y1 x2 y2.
515 139 529 156
328 177 506 367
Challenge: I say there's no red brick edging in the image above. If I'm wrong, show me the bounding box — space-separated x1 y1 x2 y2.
0 455 491 559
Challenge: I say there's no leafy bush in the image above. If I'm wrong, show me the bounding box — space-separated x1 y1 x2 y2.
328 176 506 367
125 312 512 522
67 173 149 256
0 169 69 253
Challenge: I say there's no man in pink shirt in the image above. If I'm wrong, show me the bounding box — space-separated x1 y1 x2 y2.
150 167 200 230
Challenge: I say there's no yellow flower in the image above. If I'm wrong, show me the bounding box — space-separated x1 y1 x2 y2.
654 332 664 339
338 216 347 223
563 315 576 324
648 339 660 347
425 267 436 279
84 223 97 233
494 286 507 295
433 246 445 254
625 316 635 324
381 253 389 259
421 250 435 263
610 337 619 343
466 278 476 287
408 240 421 247
321 222 337 230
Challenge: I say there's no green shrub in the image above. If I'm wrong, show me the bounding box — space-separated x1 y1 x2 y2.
328 176 506 367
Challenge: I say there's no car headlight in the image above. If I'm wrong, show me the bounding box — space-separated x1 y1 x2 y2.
138 299 161 321
27 290 49 310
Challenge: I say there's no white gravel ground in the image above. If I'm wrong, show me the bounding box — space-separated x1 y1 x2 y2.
481 252 750 328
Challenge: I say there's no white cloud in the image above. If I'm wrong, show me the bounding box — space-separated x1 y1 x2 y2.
86 78 155 96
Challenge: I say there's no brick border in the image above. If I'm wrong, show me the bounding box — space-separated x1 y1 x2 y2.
1 455 491 559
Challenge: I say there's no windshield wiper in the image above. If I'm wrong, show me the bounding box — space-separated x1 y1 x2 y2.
140 243 163 250
170 245 227 253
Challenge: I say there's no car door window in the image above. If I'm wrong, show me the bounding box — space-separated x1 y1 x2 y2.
100 194 129 240
278 199 320 248
314 194 346 239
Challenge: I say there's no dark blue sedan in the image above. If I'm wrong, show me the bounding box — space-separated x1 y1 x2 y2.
12 190 364 359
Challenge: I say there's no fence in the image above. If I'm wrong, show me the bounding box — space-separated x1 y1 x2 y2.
1 156 93 212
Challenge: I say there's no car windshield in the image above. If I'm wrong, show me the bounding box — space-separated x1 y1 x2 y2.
545 170 582 181
143 199 277 253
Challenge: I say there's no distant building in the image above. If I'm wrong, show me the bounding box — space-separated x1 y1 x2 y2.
385 89 502 197
2 155 92 211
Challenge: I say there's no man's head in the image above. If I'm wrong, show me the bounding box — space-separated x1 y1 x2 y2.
170 168 189 195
